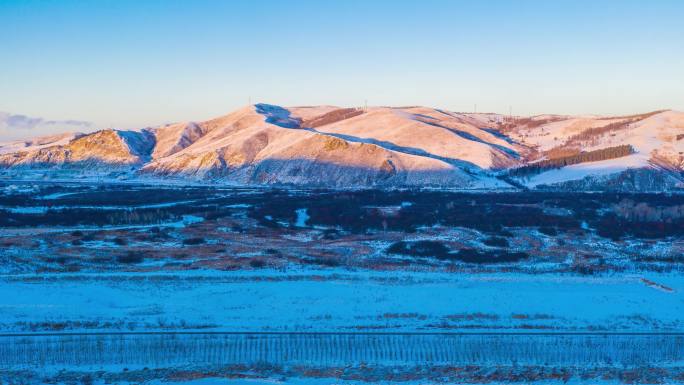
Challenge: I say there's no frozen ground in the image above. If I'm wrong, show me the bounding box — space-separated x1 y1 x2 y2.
0 270 683 333
2 183 684 383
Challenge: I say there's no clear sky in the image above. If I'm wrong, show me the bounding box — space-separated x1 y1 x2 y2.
1 0 683 139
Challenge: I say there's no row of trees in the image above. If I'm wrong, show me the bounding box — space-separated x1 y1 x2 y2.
565 120 635 145
0 207 176 227
510 145 634 177
612 199 684 222
568 110 663 144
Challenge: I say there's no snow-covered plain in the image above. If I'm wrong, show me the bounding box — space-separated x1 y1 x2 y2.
2 183 684 383
1 269 682 333
2 269 684 383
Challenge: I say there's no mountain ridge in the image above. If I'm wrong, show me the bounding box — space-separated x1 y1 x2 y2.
1 104 682 191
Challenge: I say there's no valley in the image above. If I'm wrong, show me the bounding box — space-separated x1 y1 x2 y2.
1 182 684 383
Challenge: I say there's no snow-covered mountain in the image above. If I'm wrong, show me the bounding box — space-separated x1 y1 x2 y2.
0 129 154 168
504 110 684 191
1 104 683 191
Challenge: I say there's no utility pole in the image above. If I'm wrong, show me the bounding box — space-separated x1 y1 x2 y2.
364 99 368 112
248 96 252 106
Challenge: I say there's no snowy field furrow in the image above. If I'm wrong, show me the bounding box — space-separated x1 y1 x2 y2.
2 332 683 369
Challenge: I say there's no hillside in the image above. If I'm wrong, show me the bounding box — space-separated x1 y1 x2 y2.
0 104 682 191
503 110 684 190
0 129 154 168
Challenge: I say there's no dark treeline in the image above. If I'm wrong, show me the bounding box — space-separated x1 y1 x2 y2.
0 183 264 207
0 185 208 207
50 186 223 206
0 208 177 227
3 184 684 240
595 110 665 121
250 190 580 235
510 145 634 177
564 110 663 145
249 190 684 240
499 116 565 132
566 121 635 145
386 240 528 264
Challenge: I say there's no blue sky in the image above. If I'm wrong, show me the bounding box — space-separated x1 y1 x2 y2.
1 0 683 139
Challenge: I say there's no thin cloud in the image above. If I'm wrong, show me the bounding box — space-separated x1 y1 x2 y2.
0 111 93 130
49 119 93 127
